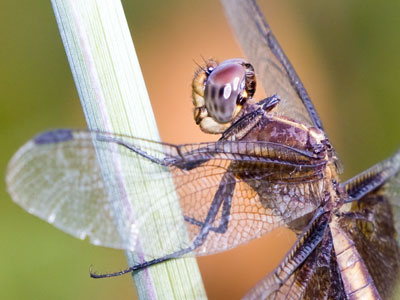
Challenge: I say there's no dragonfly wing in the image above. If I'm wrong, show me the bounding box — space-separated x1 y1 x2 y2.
244 213 346 300
7 129 326 258
186 168 326 256
220 0 323 131
6 130 141 251
339 148 400 299
6 129 201 254
158 134 327 255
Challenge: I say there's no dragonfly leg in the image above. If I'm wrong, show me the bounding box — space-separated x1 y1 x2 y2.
91 171 236 278
183 186 232 234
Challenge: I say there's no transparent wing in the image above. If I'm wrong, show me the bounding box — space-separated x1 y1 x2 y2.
6 130 136 250
244 215 346 300
339 148 400 299
6 129 326 258
220 0 324 131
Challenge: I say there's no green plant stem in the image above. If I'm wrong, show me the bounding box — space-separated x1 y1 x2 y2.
50 0 206 298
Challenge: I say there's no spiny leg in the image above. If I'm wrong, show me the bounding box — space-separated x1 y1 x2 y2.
91 171 236 278
183 184 232 234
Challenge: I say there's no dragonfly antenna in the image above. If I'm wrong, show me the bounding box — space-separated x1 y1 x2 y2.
193 58 207 74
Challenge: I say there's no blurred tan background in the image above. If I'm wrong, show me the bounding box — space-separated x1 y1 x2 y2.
1 0 399 299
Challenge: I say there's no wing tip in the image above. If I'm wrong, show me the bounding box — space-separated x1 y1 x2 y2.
34 129 74 145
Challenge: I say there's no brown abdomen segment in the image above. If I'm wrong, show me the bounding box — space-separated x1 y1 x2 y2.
330 219 382 300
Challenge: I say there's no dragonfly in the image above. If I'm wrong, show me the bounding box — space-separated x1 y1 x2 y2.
6 0 400 299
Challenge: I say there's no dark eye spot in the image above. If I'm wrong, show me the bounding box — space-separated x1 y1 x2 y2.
218 87 224 99
211 86 216 99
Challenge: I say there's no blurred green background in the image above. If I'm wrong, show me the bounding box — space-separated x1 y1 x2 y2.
1 0 399 299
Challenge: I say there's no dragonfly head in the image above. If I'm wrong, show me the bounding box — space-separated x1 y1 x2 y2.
192 58 256 134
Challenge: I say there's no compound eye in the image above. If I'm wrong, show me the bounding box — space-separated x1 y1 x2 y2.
204 62 246 123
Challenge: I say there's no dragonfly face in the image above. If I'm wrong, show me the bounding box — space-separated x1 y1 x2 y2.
192 58 256 134
6 0 400 299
